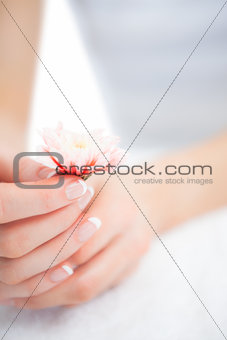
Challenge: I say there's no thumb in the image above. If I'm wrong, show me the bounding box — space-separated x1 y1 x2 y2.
0 151 56 183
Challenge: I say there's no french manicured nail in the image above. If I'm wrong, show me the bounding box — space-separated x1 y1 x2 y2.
38 167 56 179
49 265 74 282
66 180 87 200
77 217 102 242
0 299 14 306
78 186 94 210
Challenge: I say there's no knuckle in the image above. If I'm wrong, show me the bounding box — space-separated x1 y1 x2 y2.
26 297 42 310
134 231 151 256
72 247 89 265
142 236 151 254
0 227 26 258
39 190 53 212
0 260 20 285
22 279 37 297
124 229 151 260
75 276 97 303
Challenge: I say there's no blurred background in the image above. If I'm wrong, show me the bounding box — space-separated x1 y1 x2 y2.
71 0 227 151
29 0 227 153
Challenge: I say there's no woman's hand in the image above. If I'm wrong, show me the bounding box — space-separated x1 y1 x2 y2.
1 173 152 309
0 157 102 302
3 130 226 310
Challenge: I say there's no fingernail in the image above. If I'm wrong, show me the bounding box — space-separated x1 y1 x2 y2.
0 299 14 306
38 167 56 179
65 180 87 200
49 265 74 282
77 217 102 242
78 186 94 210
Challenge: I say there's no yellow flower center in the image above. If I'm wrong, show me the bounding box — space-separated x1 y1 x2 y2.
74 140 87 149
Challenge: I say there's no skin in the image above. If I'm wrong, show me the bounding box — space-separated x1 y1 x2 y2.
0 157 151 304
0 1 226 309
0 133 226 309
0 0 43 152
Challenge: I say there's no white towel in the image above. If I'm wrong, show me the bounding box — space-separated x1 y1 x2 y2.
1 207 227 340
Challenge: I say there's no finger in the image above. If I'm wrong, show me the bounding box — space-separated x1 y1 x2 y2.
0 216 102 285
0 187 94 258
0 151 49 183
64 264 139 309
16 157 60 182
11 227 146 309
17 159 55 182
0 175 87 223
110 262 139 288
0 261 74 300
66 263 139 308
68 186 135 267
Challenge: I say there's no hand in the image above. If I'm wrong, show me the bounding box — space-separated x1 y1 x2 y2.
0 157 98 302
2 173 152 309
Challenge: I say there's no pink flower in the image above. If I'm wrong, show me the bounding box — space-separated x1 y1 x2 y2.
37 122 124 178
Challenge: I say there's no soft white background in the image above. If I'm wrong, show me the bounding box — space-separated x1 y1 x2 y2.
1 0 227 339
